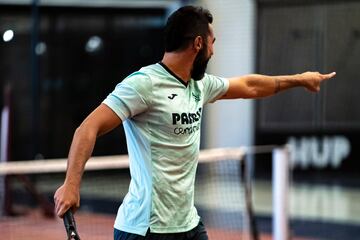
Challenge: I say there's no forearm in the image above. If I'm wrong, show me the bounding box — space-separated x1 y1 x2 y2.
64 124 97 188
244 74 303 98
54 104 122 217
223 71 335 100
63 104 121 188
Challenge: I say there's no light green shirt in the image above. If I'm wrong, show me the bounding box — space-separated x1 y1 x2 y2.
103 62 229 236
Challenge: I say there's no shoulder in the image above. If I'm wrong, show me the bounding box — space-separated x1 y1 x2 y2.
201 73 228 86
120 65 157 95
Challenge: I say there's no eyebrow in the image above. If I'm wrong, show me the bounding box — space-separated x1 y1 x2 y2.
212 37 216 43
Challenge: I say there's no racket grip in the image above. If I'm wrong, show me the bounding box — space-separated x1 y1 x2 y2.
63 210 80 240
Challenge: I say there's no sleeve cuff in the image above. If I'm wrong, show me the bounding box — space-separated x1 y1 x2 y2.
209 77 230 103
102 97 127 122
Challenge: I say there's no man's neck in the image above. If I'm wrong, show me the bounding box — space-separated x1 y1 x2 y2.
161 51 195 83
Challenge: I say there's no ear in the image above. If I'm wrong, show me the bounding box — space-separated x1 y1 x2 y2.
193 36 203 52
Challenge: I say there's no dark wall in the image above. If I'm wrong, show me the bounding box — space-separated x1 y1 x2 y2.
0 5 166 160
255 1 360 179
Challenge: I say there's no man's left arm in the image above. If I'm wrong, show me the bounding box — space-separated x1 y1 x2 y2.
220 71 336 99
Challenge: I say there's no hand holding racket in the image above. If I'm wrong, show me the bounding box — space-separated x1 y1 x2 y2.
63 210 81 240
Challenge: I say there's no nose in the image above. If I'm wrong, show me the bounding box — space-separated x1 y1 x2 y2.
209 48 214 57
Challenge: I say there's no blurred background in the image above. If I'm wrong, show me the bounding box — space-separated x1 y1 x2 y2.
0 0 359 239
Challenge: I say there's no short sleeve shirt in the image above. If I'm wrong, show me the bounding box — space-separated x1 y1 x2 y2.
103 63 229 236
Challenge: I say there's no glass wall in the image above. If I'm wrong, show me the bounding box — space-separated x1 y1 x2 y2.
0 5 166 160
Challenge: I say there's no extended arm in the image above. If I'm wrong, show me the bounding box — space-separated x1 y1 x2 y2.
221 71 336 99
54 103 121 217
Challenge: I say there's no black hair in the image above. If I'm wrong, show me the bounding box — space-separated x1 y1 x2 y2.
164 6 213 52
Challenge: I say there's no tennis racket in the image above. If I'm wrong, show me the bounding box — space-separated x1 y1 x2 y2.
63 210 81 240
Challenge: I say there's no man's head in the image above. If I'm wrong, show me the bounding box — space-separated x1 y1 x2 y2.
164 6 215 80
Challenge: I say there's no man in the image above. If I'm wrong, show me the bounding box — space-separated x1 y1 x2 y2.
54 5 335 240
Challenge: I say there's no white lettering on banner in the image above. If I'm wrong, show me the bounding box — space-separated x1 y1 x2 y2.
287 136 351 169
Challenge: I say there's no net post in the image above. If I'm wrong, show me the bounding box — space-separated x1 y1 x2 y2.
272 147 289 240
243 151 259 240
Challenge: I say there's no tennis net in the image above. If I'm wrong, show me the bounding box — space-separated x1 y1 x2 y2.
0 147 252 240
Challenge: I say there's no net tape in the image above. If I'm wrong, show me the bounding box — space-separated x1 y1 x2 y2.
0 147 252 175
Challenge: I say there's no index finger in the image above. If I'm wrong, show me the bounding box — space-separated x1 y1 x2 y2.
57 203 71 218
321 72 336 80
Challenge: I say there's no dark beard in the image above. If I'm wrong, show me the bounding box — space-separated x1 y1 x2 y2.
191 47 210 81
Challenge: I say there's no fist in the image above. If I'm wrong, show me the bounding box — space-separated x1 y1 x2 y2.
54 183 80 218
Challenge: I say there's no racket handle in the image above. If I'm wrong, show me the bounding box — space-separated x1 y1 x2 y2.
63 210 81 240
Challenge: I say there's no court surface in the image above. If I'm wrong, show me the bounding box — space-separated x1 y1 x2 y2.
0 209 315 240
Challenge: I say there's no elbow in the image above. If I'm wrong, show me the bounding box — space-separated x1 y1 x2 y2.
246 88 270 99
245 75 273 99
73 126 87 142
227 75 265 99
241 89 258 99
74 121 98 141
244 77 261 98
74 126 85 138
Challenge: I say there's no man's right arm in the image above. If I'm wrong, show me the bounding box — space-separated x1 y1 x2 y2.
54 103 121 217
221 72 336 99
